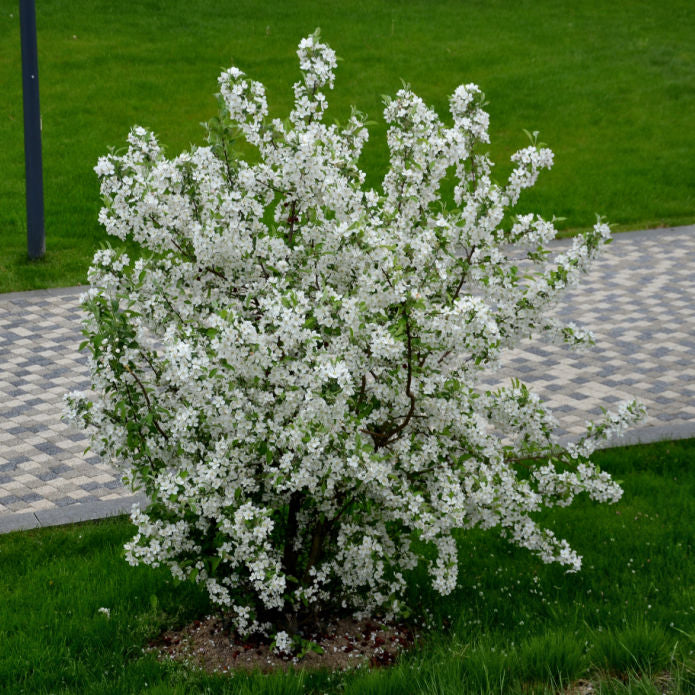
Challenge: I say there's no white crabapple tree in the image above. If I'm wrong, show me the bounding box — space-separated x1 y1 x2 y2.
66 31 645 645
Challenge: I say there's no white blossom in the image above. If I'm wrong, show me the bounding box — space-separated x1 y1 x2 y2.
65 33 645 639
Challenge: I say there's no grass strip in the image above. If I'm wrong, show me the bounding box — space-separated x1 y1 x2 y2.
2 0 695 292
0 438 693 693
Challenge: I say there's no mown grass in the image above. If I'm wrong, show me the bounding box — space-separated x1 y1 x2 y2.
2 0 695 293
1 438 693 694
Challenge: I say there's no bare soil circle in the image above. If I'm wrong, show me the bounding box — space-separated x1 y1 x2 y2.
147 614 418 674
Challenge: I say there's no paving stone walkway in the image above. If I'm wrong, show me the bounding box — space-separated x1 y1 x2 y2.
1 226 694 533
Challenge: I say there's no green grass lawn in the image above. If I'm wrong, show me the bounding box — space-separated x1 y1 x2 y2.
2 0 695 293
1 438 693 694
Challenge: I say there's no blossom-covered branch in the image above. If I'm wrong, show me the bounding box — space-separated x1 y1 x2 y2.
65 29 645 641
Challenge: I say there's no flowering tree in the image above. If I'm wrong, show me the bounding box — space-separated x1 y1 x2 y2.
66 31 644 640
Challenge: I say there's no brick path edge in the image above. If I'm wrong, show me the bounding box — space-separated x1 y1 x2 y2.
2 420 694 536
0 492 148 534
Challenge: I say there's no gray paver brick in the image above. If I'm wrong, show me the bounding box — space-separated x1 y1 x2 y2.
1 225 695 531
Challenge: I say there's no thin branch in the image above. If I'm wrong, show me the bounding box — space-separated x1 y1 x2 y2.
124 364 169 441
437 348 453 365
134 344 162 381
382 308 416 443
286 199 299 246
122 381 158 470
282 491 304 582
300 517 328 585
169 237 227 281
452 245 477 300
380 266 394 290
160 292 185 327
369 304 417 450
220 140 235 186
354 374 367 412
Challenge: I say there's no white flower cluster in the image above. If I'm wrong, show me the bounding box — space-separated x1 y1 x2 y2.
272 630 294 656
65 32 645 637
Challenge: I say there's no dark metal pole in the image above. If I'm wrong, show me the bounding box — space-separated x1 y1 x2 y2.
19 0 45 259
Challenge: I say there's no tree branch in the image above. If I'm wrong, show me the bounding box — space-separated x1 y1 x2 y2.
369 304 417 450
124 364 169 441
282 491 304 586
286 199 299 246
452 245 476 300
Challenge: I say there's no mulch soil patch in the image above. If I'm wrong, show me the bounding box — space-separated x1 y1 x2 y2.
147 615 417 674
